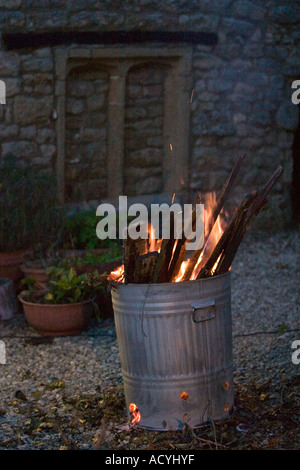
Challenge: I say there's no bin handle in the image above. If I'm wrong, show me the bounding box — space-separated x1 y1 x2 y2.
192 300 216 323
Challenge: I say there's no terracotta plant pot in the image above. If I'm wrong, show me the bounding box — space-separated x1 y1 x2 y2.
18 293 95 336
21 265 49 287
0 250 30 291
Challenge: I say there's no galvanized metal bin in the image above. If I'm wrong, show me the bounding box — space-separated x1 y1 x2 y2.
111 272 233 430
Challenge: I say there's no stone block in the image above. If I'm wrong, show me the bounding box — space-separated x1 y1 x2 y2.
271 5 300 24
2 141 37 159
0 11 25 29
221 17 256 38
126 148 162 168
14 96 53 125
67 98 84 115
125 107 147 120
4 78 20 97
20 125 37 140
232 0 265 21
22 58 54 73
0 124 19 139
68 80 94 97
40 144 56 159
0 52 20 77
0 0 22 7
135 176 163 195
87 95 106 111
276 102 299 131
37 128 55 144
80 127 107 142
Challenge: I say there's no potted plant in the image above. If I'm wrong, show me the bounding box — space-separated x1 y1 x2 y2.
58 242 122 274
0 155 63 289
57 209 105 253
18 267 101 336
58 248 122 319
20 246 64 288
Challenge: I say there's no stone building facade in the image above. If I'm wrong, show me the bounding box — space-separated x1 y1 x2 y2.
0 1 299 227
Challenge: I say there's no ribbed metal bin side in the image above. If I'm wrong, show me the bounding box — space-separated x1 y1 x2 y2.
111 272 233 431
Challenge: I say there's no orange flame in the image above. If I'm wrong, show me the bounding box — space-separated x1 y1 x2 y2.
211 253 222 275
189 192 226 281
175 260 190 283
109 264 124 283
129 403 141 424
109 192 227 284
189 252 204 281
148 223 162 253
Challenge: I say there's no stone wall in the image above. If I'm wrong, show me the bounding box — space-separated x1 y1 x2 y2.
0 1 299 227
65 66 109 202
1 47 56 169
124 63 166 196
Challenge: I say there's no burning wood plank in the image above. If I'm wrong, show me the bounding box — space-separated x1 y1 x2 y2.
123 237 148 283
206 153 246 243
133 251 159 283
112 163 283 285
152 212 176 283
180 153 247 281
198 166 284 278
168 196 201 282
197 192 257 278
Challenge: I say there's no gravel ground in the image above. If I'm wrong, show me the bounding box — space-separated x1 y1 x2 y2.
0 228 299 450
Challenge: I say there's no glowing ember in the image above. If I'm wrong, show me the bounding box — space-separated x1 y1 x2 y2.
109 264 124 283
180 391 189 400
129 403 141 424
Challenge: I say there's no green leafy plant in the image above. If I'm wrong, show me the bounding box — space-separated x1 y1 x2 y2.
0 155 63 252
58 210 131 250
58 244 122 269
21 267 102 305
58 210 102 250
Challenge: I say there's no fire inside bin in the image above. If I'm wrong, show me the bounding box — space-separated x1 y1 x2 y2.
108 156 283 430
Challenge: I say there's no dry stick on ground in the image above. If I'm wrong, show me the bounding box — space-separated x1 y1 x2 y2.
181 153 247 281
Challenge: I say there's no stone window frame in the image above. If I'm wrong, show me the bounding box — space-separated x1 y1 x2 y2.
54 46 192 203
